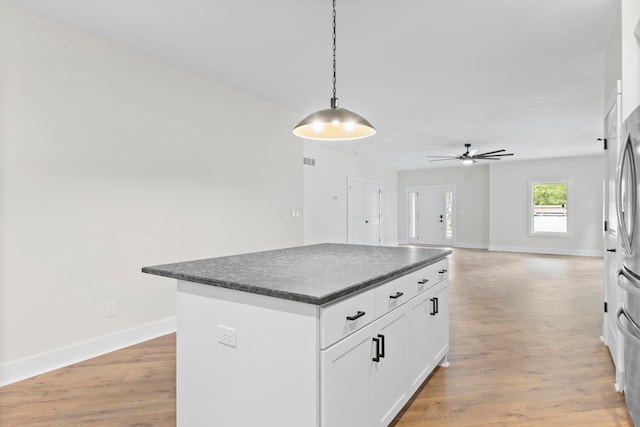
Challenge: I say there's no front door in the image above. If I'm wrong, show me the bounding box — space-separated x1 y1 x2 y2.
419 186 446 244
407 185 454 246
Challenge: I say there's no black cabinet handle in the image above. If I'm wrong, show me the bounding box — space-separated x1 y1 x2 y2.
435 297 439 314
372 337 381 362
607 248 617 252
378 334 385 358
389 291 404 299
346 311 365 321
418 279 429 284
430 298 436 315
439 269 448 274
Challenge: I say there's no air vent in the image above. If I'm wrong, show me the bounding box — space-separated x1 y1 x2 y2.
303 157 316 166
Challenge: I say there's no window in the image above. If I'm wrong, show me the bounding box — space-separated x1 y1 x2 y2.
529 180 572 236
444 190 453 240
408 191 418 239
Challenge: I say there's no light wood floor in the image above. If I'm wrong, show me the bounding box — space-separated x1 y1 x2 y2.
0 249 633 426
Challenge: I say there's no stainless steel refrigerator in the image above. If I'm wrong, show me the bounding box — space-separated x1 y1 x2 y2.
616 103 640 426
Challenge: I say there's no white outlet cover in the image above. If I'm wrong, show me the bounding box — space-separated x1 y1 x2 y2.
218 325 236 348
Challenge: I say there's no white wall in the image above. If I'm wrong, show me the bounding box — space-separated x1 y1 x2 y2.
489 155 603 256
0 2 303 376
303 144 397 246
604 3 622 107
398 156 603 256
621 0 640 119
397 165 490 248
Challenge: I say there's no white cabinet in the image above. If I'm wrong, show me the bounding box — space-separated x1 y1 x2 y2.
370 307 409 426
321 321 374 427
320 307 408 427
321 265 449 427
407 279 449 394
429 281 449 368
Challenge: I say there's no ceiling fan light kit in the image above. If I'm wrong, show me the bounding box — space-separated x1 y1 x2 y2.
293 0 375 141
427 143 514 165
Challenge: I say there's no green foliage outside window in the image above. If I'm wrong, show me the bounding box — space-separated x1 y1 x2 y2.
533 183 567 206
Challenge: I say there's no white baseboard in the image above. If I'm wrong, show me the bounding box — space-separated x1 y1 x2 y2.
488 245 603 257
454 242 489 250
0 316 176 387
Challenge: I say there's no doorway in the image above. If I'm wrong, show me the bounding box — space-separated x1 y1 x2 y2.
348 178 381 245
407 185 455 246
602 80 623 390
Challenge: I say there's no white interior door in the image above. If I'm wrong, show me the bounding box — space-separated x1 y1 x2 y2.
407 185 455 246
348 178 381 246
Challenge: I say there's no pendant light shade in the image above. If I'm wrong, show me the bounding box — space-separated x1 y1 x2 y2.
293 98 376 140
293 0 375 141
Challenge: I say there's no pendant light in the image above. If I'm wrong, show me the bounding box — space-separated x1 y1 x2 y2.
293 0 375 141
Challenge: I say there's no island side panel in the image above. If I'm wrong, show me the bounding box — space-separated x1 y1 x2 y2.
177 280 321 427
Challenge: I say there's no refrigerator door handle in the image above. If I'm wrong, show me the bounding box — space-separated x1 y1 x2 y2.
617 308 640 341
616 136 637 255
618 267 640 295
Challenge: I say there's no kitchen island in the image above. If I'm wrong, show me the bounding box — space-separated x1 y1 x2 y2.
143 243 451 427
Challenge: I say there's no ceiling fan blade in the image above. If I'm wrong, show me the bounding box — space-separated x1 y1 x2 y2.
476 153 514 158
475 149 506 156
426 156 458 159
428 158 457 162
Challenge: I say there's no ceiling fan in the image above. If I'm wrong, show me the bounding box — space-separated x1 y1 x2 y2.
427 143 514 165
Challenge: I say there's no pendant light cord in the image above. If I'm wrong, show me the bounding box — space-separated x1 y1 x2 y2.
331 0 338 108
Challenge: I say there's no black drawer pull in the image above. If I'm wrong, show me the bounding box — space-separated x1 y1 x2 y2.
346 311 365 321
372 337 381 362
389 291 404 299
439 269 448 274
418 279 429 284
430 298 436 315
378 334 385 358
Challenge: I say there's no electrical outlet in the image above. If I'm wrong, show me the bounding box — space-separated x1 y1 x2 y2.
105 301 117 318
218 325 236 348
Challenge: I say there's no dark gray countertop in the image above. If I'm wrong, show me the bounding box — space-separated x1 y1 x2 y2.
142 243 451 305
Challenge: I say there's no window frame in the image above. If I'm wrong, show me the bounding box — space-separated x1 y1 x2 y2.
528 179 573 237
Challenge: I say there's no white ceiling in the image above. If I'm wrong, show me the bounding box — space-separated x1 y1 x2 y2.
7 0 618 170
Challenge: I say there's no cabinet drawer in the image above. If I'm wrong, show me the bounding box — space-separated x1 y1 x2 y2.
375 276 411 317
403 258 449 300
434 259 449 283
320 288 376 349
403 266 438 300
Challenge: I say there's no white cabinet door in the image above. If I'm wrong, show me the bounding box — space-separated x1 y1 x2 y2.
321 306 410 427
321 321 376 427
407 290 433 394
408 280 449 394
370 306 409 427
429 281 449 367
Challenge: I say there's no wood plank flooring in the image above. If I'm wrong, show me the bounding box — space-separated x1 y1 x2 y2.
0 249 633 426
